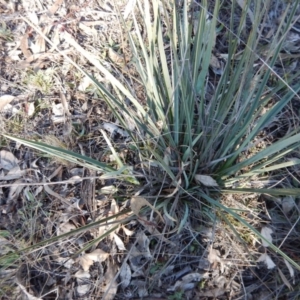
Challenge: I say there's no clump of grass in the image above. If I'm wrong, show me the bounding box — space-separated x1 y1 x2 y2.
3 0 300 272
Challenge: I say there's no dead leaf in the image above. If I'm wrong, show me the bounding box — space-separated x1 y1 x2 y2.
76 284 91 296
278 267 293 291
79 22 97 36
20 33 31 58
7 179 24 203
74 270 91 280
78 249 109 271
16 281 43 300
284 259 295 284
113 233 126 251
136 231 152 259
257 253 276 269
131 196 163 222
119 262 131 289
195 174 219 187
108 48 124 65
48 0 64 15
34 26 51 54
102 260 118 300
199 288 226 297
0 167 26 180
281 196 295 214
260 227 273 247
51 101 67 122
26 102 35 116
122 226 134 236
168 272 206 292
60 92 71 116
57 222 76 235
78 76 93 91
51 103 63 116
131 280 148 297
208 247 222 264
138 218 175 246
0 95 15 111
0 150 19 170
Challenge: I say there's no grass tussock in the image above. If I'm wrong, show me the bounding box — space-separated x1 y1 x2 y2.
1 0 300 298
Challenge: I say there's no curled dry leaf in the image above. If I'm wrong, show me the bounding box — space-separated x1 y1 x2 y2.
7 179 25 203
119 262 131 289
0 166 25 181
195 174 219 187
131 196 163 222
199 287 226 298
281 196 295 214
76 284 91 296
284 259 295 284
0 150 19 170
57 222 76 235
48 0 64 15
26 102 35 116
17 281 43 300
260 227 273 247
0 95 15 111
130 280 148 298
257 253 276 269
78 249 109 271
113 233 126 251
75 270 91 280
102 259 118 300
278 267 293 291
168 272 206 292
78 76 93 92
136 231 152 259
122 226 134 236
108 48 124 65
208 247 222 264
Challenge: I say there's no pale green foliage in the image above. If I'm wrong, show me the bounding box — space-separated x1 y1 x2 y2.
94 0 300 189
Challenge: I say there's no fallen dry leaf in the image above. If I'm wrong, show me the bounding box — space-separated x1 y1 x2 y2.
284 259 295 284
131 196 163 222
168 272 207 292
76 284 91 296
119 262 131 289
102 259 118 300
260 227 273 247
278 267 293 291
48 0 64 15
57 222 76 235
20 33 31 58
78 249 109 271
26 102 35 116
0 150 19 170
113 233 126 251
0 95 15 111
257 253 276 269
281 196 295 214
